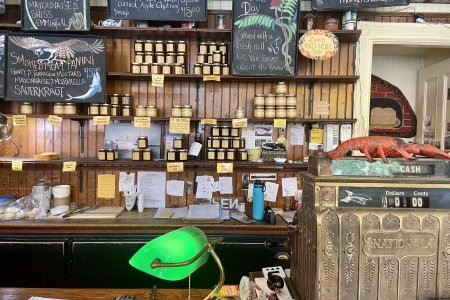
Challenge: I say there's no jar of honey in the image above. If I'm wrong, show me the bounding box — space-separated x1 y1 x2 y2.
265 106 276 118
135 105 147 117
254 106 265 118
254 93 265 106
181 105 192 118
137 136 149 149
20 102 33 115
171 105 182 117
53 103 65 115
64 103 77 115
147 105 157 117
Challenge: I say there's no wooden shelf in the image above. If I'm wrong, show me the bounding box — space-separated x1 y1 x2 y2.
299 30 361 43
107 72 360 83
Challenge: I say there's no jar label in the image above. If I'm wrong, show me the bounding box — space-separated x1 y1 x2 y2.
167 162 184 172
274 119 286 128
134 117 151 128
93 116 111 125
13 115 27 126
63 161 77 172
310 128 324 144
200 118 218 125
203 75 221 82
12 160 22 171
48 115 63 126
169 117 191 134
152 74 165 87
232 118 248 128
217 162 233 173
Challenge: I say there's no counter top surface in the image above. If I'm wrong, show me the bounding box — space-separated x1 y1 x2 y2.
0 208 289 236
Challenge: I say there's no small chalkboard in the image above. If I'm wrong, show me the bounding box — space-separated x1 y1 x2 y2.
5 34 106 103
0 31 7 98
21 0 90 31
312 0 409 10
0 0 5 15
231 0 299 76
107 0 207 21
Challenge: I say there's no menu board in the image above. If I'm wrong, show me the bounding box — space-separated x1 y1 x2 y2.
0 32 6 98
5 34 106 103
312 0 409 9
107 0 207 21
0 0 4 15
231 0 299 76
21 0 90 31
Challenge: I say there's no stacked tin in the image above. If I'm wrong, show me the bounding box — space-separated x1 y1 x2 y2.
206 125 247 161
253 82 298 118
89 94 132 117
194 42 229 76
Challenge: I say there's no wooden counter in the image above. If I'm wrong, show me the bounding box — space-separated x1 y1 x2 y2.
0 208 288 236
0 288 210 300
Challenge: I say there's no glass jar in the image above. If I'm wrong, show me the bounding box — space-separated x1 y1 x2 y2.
166 40 175 53
211 126 221 137
144 40 154 52
132 149 142 161
254 93 265 106
110 94 120 105
173 63 183 75
114 148 119 160
216 149 225 161
20 102 33 115
106 149 115 161
64 103 77 115
166 53 176 64
207 54 213 64
140 63 150 74
111 104 121 116
199 42 208 54
137 136 149 149
219 42 227 54
212 63 221 75
155 40 164 52
216 13 225 29
134 40 144 52
131 62 141 74
209 42 217 53
144 52 154 64
265 94 276 106
173 138 183 149
238 149 248 161
207 137 213 148
276 82 287 94
162 63 172 74
53 103 65 115
275 106 287 118
287 106 297 118
171 105 182 117
197 54 206 64
222 54 227 64
194 63 202 75
167 149 177 161
179 149 188 161
100 104 110 116
202 63 211 75
98 148 106 161
254 106 265 118
275 94 287 106
221 137 230 149
181 105 192 117
207 149 216 160
89 103 100 115
212 137 221 149
226 149 236 161
236 107 245 119
135 105 147 117
176 53 185 64
122 105 131 117
177 41 186 53
222 64 230 75
151 63 161 74
265 106 276 118
121 94 131 105
212 51 222 63
142 149 151 161
232 137 241 149
147 105 157 117
286 94 297 106
134 52 144 64
155 52 165 64
221 126 230 137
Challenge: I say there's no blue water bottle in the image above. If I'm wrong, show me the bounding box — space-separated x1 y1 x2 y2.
253 180 265 220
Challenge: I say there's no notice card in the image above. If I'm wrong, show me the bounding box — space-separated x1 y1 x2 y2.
219 177 233 194
282 177 297 197
264 182 279 202
119 172 135 192
97 174 116 198
166 180 185 197
289 124 304 145
137 171 166 208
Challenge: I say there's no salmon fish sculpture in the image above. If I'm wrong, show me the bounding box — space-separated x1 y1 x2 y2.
326 136 450 164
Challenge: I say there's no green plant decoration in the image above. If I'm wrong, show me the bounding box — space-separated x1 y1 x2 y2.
234 0 298 75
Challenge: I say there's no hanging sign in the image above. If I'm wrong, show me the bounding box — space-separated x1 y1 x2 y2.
299 30 339 61
312 0 409 10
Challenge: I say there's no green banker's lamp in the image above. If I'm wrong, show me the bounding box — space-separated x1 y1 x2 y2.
129 226 225 300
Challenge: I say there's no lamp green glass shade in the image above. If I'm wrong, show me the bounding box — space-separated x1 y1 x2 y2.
129 226 209 281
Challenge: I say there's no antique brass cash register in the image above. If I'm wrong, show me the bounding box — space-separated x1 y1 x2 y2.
289 150 450 299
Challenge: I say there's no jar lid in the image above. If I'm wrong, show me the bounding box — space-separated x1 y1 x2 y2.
167 149 176 152
227 148 236 152
286 94 296 97
132 148 142 152
143 149 151 152
145 39 154 43
167 53 176 56
277 82 286 85
54 102 64 105
254 105 265 108
237 106 244 109
202 63 211 66
166 40 175 43
212 137 221 139
22 102 32 105
106 149 115 152
101 104 110 107
136 105 146 108
217 149 226 152
65 103 76 106
90 103 100 106
276 106 287 109
238 149 247 152
111 104 120 108
152 63 162 66
221 125 231 128
122 105 131 108
266 94 275 97
99 148 106 151
147 105 156 108
222 64 229 67
219 42 226 45
178 40 186 43
155 52 165 55
138 136 148 139
213 50 222 54
122 93 131 96
135 40 144 43
162 63 172 66
134 52 144 55
255 93 264 96
177 52 185 55
200 42 208 45
212 125 220 128
112 93 120 96
233 137 241 140
194 63 202 67
155 40 164 43
207 148 216 152
173 137 182 140
209 42 216 45
211 63 221 66
179 149 188 153
172 105 182 108
182 105 192 108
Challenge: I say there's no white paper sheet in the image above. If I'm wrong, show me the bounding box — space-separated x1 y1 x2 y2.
195 175 215 199
119 172 135 192
340 124 352 142
219 177 233 194
282 177 297 197
186 204 220 219
166 180 185 197
154 207 188 219
289 125 304 145
188 142 202 156
137 171 166 208
264 182 279 202
248 183 254 198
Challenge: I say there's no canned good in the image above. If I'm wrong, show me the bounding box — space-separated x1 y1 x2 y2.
197 54 206 64
114 148 119 160
212 137 221 149
99 104 110 116
254 106 265 118
212 50 222 63
89 103 100 115
221 126 231 137
209 42 217 53
202 63 211 75
194 64 202 75
64 103 77 115
179 149 188 161
53 103 65 115
226 149 236 161
176 53 185 64
216 149 225 160
275 94 287 106
207 54 213 64
275 106 287 118
134 40 144 52
173 63 183 74
199 42 208 54
207 137 213 148
166 53 176 64
219 43 227 54
20 102 33 115
222 64 230 75
144 52 153 64
135 105 147 117
238 149 248 161
222 53 227 64
167 149 177 161
265 106 276 118
232 137 242 149
144 40 154 52
171 105 182 117
106 149 115 161
110 94 120 105
231 127 240 137
265 94 276 106
211 126 221 137
147 105 157 117
221 137 230 149
177 41 186 53
181 105 192 118
173 138 183 149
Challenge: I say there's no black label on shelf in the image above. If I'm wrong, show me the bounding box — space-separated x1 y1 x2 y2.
312 0 409 10
231 0 299 77
107 0 207 21
21 0 90 31
5 33 106 103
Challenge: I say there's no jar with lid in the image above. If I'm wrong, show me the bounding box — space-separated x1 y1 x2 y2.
173 63 183 75
222 53 227 64
221 137 230 149
286 94 297 106
212 51 222 63
265 94 276 106
167 149 177 161
106 149 115 161
232 137 241 149
155 40 164 52
171 105 182 117
194 64 202 75
275 106 287 118
140 63 150 74
230 127 240 137
166 53 176 64
207 54 213 64
155 52 165 64
166 40 175 53
209 42 217 53
197 54 206 64
276 82 287 94
89 103 100 115
65 103 77 115
98 148 106 161
212 137 221 149
207 137 213 148
222 64 230 75
122 105 131 117
216 13 225 29
142 149 151 161
135 105 147 117
238 149 248 161
212 63 221 75
151 63 161 74
219 43 227 54
265 106 276 118
144 52 154 64
111 104 121 116
137 136 148 149
275 94 287 106
254 106 265 118
173 138 183 149
176 53 185 64
199 42 208 54
177 41 186 53
207 149 216 160
53 103 65 115
134 40 144 52
254 93 265 106
162 63 172 74
211 126 221 137
110 94 120 105
221 126 230 137
100 104 110 116
20 102 33 115
131 63 141 74
226 149 236 161
132 149 142 161
147 105 157 117
202 63 211 75
287 106 297 118
216 149 226 160
114 147 119 160
236 107 245 119
181 105 192 117
121 94 131 105
179 149 188 161
134 52 144 64
144 40 154 52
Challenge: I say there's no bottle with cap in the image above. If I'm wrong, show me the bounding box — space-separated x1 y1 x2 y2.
252 180 265 220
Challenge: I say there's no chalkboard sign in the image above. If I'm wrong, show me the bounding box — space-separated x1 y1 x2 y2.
0 32 7 98
107 0 207 21
21 0 90 31
0 0 5 15
5 34 106 103
232 0 299 76
312 0 409 10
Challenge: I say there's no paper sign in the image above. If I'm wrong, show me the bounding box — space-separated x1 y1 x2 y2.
282 177 297 197
264 182 279 202
48 115 62 126
63 161 77 172
219 177 233 194
13 115 26 126
203 75 221 82
167 162 184 172
12 160 22 171
274 119 286 128
166 180 185 197
93 116 111 126
340 124 352 142
232 118 247 128
313 101 330 115
188 142 202 157
134 117 151 128
289 124 305 145
169 117 190 134
217 163 233 173
311 128 324 144
152 74 164 87
200 118 218 125
97 174 116 198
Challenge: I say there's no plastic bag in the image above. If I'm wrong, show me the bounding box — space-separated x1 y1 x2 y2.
0 194 43 221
